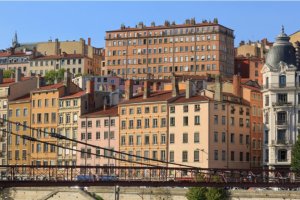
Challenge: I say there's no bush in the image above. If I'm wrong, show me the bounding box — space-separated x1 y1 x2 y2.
186 187 228 200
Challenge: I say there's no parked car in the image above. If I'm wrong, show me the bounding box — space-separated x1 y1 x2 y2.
76 175 95 181
98 175 118 181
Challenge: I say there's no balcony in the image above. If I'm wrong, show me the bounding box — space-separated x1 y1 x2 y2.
272 102 292 107
276 120 287 126
262 83 296 90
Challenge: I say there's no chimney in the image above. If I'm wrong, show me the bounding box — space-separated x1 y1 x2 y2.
15 68 21 83
0 69 3 84
153 81 160 92
88 38 91 46
143 81 151 99
214 76 222 101
137 86 143 94
125 79 133 100
86 79 94 94
36 74 40 89
63 70 71 95
172 75 179 97
185 79 192 99
55 38 59 56
233 75 241 97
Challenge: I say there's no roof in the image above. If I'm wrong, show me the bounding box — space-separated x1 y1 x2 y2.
32 54 85 60
81 106 118 118
0 77 32 87
33 83 64 92
0 51 27 58
60 90 86 99
120 91 175 104
106 22 233 33
170 95 210 104
10 94 31 103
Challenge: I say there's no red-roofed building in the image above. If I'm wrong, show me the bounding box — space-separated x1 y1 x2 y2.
77 106 119 172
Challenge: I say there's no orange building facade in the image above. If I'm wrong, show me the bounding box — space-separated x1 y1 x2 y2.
105 20 234 79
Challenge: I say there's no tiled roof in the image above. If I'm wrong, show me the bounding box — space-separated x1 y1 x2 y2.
33 83 64 91
0 51 27 57
32 54 85 60
81 106 118 118
60 90 86 99
10 94 31 102
170 95 210 104
0 77 32 87
120 91 175 104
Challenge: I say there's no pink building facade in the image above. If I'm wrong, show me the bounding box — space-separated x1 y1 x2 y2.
77 106 119 174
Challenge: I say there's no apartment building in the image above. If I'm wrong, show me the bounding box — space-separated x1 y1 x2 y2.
30 72 81 166
118 79 174 175
169 78 251 170
235 39 273 59
234 56 264 85
34 38 103 75
105 19 234 79
262 28 300 170
7 94 31 166
0 69 37 170
29 53 93 76
78 106 119 174
57 79 106 166
0 50 31 76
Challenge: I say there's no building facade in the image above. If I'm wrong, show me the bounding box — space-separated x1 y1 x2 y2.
78 107 119 174
262 28 300 170
105 19 234 79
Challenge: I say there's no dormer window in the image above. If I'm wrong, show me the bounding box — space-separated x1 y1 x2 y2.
279 75 286 88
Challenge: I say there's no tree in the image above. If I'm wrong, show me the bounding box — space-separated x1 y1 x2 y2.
3 70 14 78
186 187 228 200
205 188 227 200
44 70 57 84
186 187 207 200
292 134 300 173
44 69 66 84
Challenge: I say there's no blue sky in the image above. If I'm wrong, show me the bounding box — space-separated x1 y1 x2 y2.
0 1 299 49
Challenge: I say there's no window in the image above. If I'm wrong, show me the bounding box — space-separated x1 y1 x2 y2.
161 118 166 127
214 115 218 124
129 135 134 145
265 95 269 106
183 116 188 126
279 75 286 88
170 134 175 144
153 134 158 145
96 132 100 140
144 135 150 145
194 150 199 162
214 132 218 142
145 107 150 113
170 151 174 162
153 106 158 113
183 105 188 112
214 150 218 160
277 93 287 104
278 149 287 162
121 136 126 145
194 116 200 125
222 150 226 161
145 118 150 128
194 104 200 112
230 133 235 143
170 106 175 113
183 133 188 143
87 121 92 127
240 152 243 161
231 151 235 161
239 134 243 144
161 134 166 144
182 151 188 162
194 132 199 143
170 117 175 126
153 118 158 128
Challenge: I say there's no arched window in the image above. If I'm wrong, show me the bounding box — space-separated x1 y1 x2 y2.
279 75 286 88
278 149 287 162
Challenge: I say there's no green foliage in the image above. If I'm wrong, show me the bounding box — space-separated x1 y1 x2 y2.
186 187 207 200
186 187 228 200
3 70 14 78
205 188 227 200
44 69 66 84
292 134 300 173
